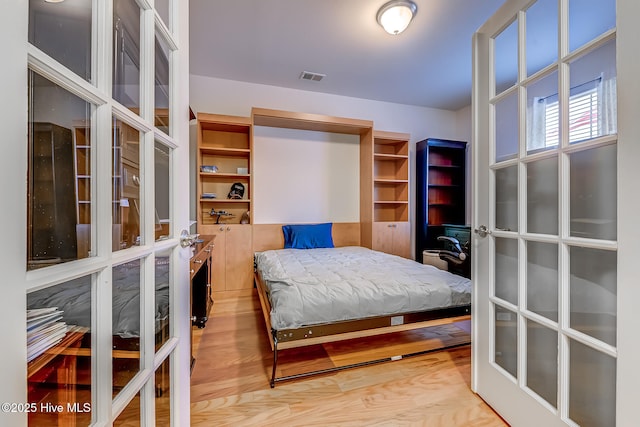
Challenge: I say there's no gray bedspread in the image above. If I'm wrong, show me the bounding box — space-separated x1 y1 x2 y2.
27 258 170 338
255 246 471 330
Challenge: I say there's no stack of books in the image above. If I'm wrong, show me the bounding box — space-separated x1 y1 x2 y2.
27 308 67 362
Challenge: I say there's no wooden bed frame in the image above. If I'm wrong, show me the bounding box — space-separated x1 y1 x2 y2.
253 223 472 387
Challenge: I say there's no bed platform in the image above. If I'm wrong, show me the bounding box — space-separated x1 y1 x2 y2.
253 223 471 388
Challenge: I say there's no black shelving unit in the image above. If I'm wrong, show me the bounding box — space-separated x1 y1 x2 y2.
415 138 467 263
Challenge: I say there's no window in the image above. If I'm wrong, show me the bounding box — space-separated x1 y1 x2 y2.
544 78 600 147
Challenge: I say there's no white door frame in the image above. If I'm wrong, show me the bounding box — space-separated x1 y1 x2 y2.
1 1 191 425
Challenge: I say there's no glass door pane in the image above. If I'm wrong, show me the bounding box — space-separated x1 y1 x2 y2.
526 241 558 321
495 166 518 232
113 0 141 113
495 92 519 162
154 142 171 241
569 0 615 52
112 259 142 396
495 306 518 377
526 157 558 235
155 32 171 135
28 0 92 81
494 18 519 96
569 144 616 240
569 246 617 346
525 0 558 77
569 339 616 426
27 277 93 426
526 320 557 407
28 71 93 269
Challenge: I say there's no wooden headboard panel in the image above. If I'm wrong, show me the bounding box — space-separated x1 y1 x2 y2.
252 222 361 252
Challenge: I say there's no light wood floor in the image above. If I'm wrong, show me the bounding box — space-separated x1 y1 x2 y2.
190 291 508 427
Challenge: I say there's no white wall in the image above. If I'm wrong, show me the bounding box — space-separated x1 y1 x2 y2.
253 126 360 224
455 105 473 225
189 75 471 253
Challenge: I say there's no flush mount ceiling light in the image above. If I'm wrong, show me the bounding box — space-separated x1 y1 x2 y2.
44 0 65 3
376 0 418 35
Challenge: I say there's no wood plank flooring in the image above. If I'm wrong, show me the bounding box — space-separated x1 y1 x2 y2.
190 290 508 426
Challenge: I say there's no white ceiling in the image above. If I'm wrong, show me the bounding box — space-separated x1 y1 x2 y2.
189 0 506 111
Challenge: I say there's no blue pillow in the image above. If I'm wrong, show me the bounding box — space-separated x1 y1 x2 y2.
282 223 334 249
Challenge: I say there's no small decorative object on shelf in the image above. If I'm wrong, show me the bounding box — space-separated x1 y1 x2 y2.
227 182 245 199
200 165 218 173
201 192 217 199
209 209 234 224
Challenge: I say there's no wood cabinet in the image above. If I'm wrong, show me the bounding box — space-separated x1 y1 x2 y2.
415 138 467 261
372 222 411 258
362 130 411 258
210 225 253 292
196 113 252 227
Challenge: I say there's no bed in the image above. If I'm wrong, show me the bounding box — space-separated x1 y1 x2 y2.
27 257 170 349
253 223 472 387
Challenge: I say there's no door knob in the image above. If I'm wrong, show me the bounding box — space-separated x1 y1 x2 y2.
474 225 491 238
180 229 199 248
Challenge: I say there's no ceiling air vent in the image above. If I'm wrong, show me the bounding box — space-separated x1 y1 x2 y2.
299 71 326 82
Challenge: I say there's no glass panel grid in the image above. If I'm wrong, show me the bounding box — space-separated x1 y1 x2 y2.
487 0 618 424
27 0 182 424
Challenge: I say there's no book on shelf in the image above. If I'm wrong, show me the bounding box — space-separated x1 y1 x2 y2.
26 307 69 362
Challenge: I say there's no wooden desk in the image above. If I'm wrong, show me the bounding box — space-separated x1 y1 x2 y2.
190 235 215 328
190 235 215 371
28 328 89 427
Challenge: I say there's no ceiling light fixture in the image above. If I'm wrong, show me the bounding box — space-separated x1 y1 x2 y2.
44 0 65 3
376 0 418 35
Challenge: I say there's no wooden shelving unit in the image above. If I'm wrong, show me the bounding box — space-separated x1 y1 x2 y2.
365 130 411 258
196 113 254 293
196 113 252 228
74 126 91 226
373 132 410 223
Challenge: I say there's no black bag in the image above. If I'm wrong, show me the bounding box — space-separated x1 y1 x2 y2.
227 182 245 199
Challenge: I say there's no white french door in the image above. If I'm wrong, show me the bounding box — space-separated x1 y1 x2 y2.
1 0 190 425
473 0 640 426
